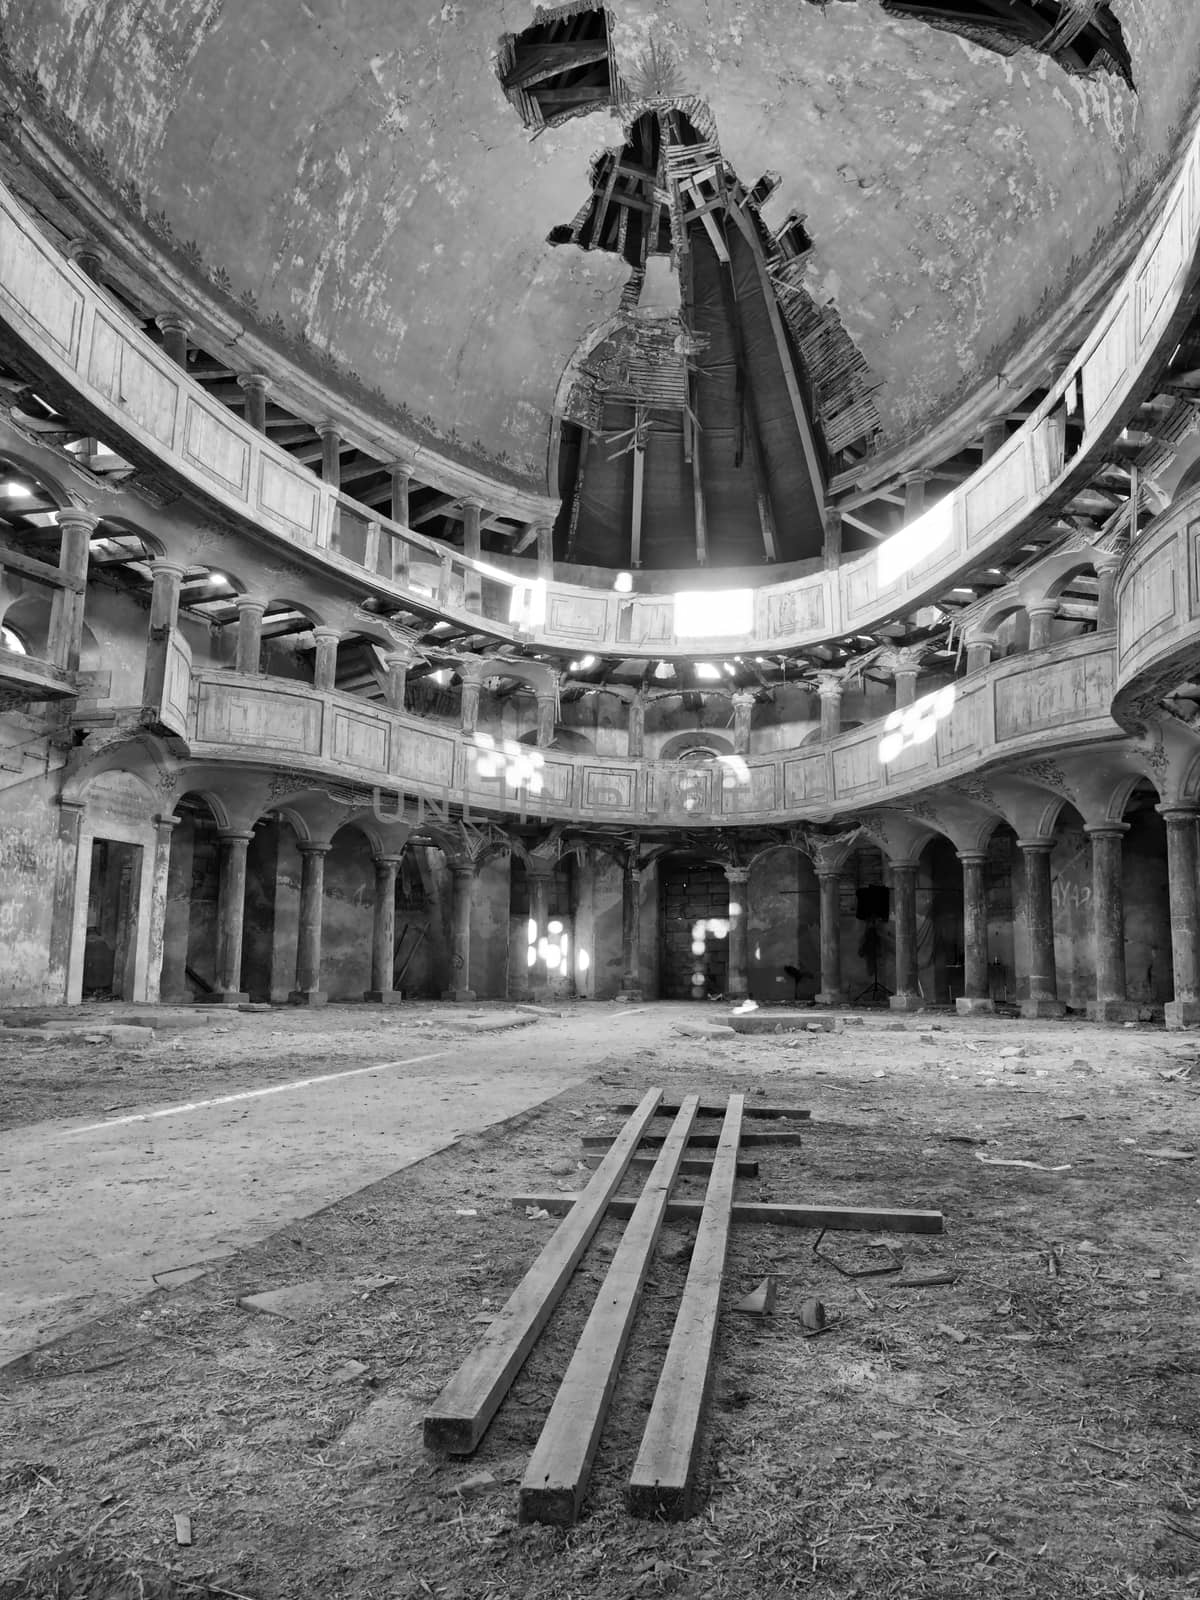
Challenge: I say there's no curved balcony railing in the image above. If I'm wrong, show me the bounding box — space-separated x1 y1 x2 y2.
2 117 1200 659
1114 484 1200 727
183 632 1119 826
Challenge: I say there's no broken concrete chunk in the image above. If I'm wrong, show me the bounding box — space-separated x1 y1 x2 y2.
732 1276 778 1316
238 1280 336 1320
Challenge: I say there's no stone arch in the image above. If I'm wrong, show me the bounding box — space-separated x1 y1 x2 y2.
659 729 735 762
0 448 77 510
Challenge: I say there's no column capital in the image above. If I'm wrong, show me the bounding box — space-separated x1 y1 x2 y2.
1025 600 1058 618
451 860 477 879
957 849 989 866
236 372 272 396
55 509 101 535
217 828 255 845
815 673 844 701
58 797 87 817
152 812 181 833
723 864 750 885
388 459 415 479
888 859 918 876
1094 551 1124 574
148 557 190 579
814 861 843 880
1084 821 1129 839
236 597 267 616
67 238 109 275
1158 804 1200 822
154 310 190 337
1015 837 1056 853
373 853 405 869
297 839 333 857
317 418 342 438
311 624 342 643
731 689 756 709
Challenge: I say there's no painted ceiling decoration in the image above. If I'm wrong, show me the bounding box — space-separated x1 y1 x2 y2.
809 0 1134 85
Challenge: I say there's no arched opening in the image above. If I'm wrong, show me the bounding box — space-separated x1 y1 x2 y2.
1045 800 1090 1009
1120 781 1173 1009
260 601 321 684
162 793 224 1002
509 853 577 1001
921 835 963 1006
746 844 820 1004
240 813 302 1003
658 849 730 1001
983 822 1020 1007
322 825 377 1001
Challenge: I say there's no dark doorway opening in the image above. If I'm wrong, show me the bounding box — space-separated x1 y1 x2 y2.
82 839 142 1001
660 856 729 1001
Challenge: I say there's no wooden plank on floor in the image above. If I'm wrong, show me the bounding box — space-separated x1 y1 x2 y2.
627 1095 743 1519
422 1087 665 1454
519 1096 702 1526
582 1129 802 1150
616 1099 810 1122
584 1152 759 1178
511 1194 944 1235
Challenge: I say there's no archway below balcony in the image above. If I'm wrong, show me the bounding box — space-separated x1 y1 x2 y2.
162 791 227 1002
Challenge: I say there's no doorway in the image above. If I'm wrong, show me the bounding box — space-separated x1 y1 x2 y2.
82 838 143 1000
660 856 729 1000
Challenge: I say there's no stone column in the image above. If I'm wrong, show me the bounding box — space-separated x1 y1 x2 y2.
384 650 414 712
527 864 554 997
1017 839 1065 1018
389 462 412 527
817 675 843 741
462 501 482 609
965 638 994 675
1096 558 1121 632
1086 823 1134 1022
889 862 921 1011
155 312 189 368
289 842 330 1006
47 510 97 672
822 506 843 571
628 692 646 759
731 691 755 754
815 866 845 1006
1162 807 1200 1028
981 419 1008 461
725 865 750 1002
210 830 253 1005
444 863 477 1002
1027 604 1057 651
312 626 340 692
903 470 929 521
234 599 266 675
69 239 107 283
460 673 481 736
618 862 643 1001
893 664 921 710
140 559 187 718
956 851 994 1015
237 373 271 433
318 421 341 487
535 690 557 749
144 814 180 1004
49 799 85 997
536 521 554 577
365 855 404 1003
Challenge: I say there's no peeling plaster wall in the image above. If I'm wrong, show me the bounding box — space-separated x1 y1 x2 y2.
5 1 1200 475
0 771 65 1004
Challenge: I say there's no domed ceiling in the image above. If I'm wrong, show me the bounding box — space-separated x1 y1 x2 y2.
0 0 1198 496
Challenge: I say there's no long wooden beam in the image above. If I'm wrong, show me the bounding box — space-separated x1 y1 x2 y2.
714 229 778 561
627 1095 743 1519
584 1152 758 1178
630 405 646 570
511 1194 945 1235
519 1097 701 1526
581 1128 802 1150
422 1087 664 1454
615 1099 809 1122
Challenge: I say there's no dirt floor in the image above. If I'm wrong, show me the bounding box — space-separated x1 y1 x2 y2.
3 1001 1200 1598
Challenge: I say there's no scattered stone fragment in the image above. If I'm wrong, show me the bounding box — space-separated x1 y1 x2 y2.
732 1277 777 1316
456 1472 498 1498
799 1297 826 1331
1143 1148 1196 1161
238 1281 336 1320
173 1514 192 1547
673 1021 736 1040
937 1324 968 1344
331 1359 369 1384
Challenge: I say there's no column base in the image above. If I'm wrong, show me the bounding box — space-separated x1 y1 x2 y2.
1087 998 1139 1023
443 987 477 1003
289 990 328 1007
1165 999 1200 1029
199 990 249 1006
889 994 923 1013
1019 998 1066 1019
815 990 847 1007
956 996 995 1017
364 989 404 1005
615 988 644 1003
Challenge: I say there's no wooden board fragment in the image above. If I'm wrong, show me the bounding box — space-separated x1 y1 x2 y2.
583 1152 759 1178
510 1194 944 1235
582 1128 802 1150
423 1087 664 1454
627 1095 743 1519
615 1099 810 1122
519 1097 701 1526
